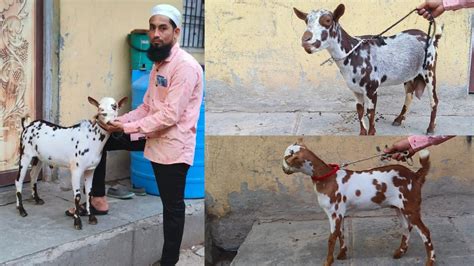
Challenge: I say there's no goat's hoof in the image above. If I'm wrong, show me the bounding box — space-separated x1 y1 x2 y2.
18 207 28 217
359 130 368 136
35 198 45 205
426 128 435 135
368 130 376 135
336 253 347 260
337 246 347 260
393 249 405 259
324 260 334 266
88 215 97 225
74 218 82 230
392 121 402 126
425 260 435 266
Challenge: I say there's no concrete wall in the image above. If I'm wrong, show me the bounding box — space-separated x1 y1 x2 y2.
206 0 472 111
57 0 202 180
206 136 474 218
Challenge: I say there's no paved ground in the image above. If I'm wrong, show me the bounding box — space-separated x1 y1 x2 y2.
0 180 204 265
230 193 474 266
207 85 474 135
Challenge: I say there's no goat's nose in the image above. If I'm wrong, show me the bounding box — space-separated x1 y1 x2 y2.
302 31 313 42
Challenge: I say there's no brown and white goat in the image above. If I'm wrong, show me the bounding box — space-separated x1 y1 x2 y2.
282 140 434 266
16 96 127 230
294 4 443 135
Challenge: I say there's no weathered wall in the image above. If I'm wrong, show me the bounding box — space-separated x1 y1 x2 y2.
58 0 201 180
206 0 472 111
206 136 474 218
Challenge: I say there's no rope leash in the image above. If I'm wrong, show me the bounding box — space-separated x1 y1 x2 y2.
322 8 435 68
341 147 413 168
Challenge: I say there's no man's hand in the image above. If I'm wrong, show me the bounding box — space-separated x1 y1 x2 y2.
98 120 124 133
417 0 445 19
383 138 416 161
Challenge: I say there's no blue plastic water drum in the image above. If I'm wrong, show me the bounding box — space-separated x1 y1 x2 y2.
129 69 205 199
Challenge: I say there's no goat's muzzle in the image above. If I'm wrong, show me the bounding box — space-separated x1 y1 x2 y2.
282 159 294 175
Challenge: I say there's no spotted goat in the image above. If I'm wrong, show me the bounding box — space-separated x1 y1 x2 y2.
294 4 443 135
15 96 127 230
282 139 434 266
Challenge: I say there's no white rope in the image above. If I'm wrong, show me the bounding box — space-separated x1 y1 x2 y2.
320 38 367 66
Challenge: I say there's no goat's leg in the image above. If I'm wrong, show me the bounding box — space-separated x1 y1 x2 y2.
354 92 367 135
393 208 412 259
336 216 347 260
408 214 435 266
15 155 32 217
71 169 83 230
324 212 343 266
30 160 44 205
425 71 438 134
393 82 415 126
366 92 377 135
84 169 97 225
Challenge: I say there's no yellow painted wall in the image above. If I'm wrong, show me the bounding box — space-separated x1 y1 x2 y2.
207 0 471 91
206 136 474 218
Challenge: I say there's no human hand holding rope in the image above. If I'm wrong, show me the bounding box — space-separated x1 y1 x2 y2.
383 140 416 162
417 0 446 20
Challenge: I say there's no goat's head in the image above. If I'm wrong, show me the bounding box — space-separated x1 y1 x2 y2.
88 96 128 123
282 138 314 176
293 4 345 54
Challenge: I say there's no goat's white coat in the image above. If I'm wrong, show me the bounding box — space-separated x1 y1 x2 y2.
15 97 125 229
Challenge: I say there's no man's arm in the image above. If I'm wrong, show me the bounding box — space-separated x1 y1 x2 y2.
123 64 200 134
443 0 474 10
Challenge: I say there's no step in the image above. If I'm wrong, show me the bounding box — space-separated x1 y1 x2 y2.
231 194 474 265
0 182 204 265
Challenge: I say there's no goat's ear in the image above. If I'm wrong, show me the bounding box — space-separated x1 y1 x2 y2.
296 137 305 145
117 97 128 109
286 154 298 165
293 7 307 21
333 4 345 22
88 96 99 108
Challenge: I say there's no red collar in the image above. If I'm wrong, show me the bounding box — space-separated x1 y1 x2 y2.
311 164 340 181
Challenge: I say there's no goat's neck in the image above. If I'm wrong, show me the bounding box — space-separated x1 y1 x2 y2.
91 120 111 144
326 24 359 65
303 149 334 180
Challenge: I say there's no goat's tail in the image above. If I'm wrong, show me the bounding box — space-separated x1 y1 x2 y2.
416 149 430 183
433 22 444 48
21 115 30 130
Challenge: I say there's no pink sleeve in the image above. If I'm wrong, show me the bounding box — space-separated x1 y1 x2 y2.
116 103 149 123
408 136 455 151
443 0 474 10
123 64 199 134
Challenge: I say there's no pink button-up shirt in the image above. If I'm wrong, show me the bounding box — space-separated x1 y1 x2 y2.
443 0 474 10
119 43 203 165
408 136 455 152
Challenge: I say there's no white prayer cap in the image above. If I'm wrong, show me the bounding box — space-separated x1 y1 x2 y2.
151 4 181 28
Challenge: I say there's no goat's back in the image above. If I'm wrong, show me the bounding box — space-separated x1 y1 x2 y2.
21 120 106 169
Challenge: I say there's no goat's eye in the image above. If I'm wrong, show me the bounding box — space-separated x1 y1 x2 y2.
111 104 117 111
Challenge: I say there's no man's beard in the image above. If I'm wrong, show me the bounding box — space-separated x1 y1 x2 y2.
147 43 173 62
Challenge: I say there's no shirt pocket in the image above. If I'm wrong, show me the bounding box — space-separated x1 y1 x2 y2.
154 74 169 102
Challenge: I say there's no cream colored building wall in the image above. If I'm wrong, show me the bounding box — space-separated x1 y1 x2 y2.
206 136 473 218
207 0 471 93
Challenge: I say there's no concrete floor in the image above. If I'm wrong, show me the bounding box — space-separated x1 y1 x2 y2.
0 180 204 265
207 84 474 135
231 193 474 266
